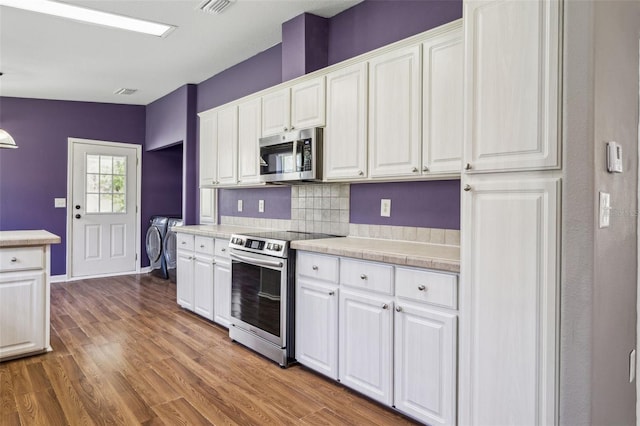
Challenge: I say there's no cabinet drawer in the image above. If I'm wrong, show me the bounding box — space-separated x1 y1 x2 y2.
395 267 457 309
177 233 194 251
297 252 339 283
0 247 44 272
214 238 230 258
195 236 215 256
341 258 393 295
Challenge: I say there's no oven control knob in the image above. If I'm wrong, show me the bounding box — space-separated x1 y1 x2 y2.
272 244 282 251
266 243 272 250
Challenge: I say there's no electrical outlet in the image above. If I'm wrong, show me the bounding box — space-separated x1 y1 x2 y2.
380 199 391 217
259 199 264 213
54 198 66 208
237 200 243 212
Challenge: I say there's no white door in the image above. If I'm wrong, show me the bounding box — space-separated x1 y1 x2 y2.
199 110 218 186
70 140 139 278
176 250 194 310
213 259 231 327
296 278 339 380
216 105 238 185
339 288 393 405
194 255 214 320
291 76 326 129
262 88 290 136
237 98 262 184
394 302 457 426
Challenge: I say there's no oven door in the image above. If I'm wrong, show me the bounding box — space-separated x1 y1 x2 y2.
229 249 287 346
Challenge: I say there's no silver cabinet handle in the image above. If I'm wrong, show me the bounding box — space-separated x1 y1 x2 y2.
329 291 335 296
283 127 288 132
358 170 364 176
465 163 472 170
290 126 295 130
418 285 426 291
412 167 418 173
200 244 205 248
464 184 472 192
221 248 226 252
422 166 429 172
382 303 389 310
188 256 194 260
312 265 319 271
395 306 402 312
181 241 187 245
360 274 367 280
10 257 17 262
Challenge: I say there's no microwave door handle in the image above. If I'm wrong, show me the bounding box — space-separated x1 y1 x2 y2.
259 156 268 167
229 252 284 269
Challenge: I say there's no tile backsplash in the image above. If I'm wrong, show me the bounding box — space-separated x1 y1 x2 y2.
290 184 350 235
349 224 460 246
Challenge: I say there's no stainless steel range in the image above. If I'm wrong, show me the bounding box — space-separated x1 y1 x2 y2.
228 231 334 367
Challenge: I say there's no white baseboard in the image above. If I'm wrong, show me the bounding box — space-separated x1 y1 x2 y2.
51 274 68 283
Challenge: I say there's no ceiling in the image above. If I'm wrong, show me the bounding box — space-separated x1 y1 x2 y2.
0 0 360 105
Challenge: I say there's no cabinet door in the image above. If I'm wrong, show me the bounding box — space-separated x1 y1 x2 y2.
176 250 194 310
295 278 338 380
216 105 238 185
394 303 457 426
324 63 368 180
262 88 290 137
459 176 559 426
423 26 463 174
0 271 45 359
199 188 216 224
237 98 262 184
339 289 393 405
193 255 214 321
368 45 422 178
291 77 325 130
213 259 231 327
199 111 217 186
463 0 561 172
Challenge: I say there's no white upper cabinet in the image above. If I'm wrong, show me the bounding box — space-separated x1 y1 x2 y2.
291 77 326 130
369 45 422 178
262 77 326 137
423 25 463 174
459 175 560 426
463 0 561 173
324 63 368 181
199 188 216 224
198 110 217 186
237 98 262 184
262 88 291 137
216 105 238 185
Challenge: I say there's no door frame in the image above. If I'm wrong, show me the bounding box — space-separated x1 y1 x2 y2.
66 138 142 280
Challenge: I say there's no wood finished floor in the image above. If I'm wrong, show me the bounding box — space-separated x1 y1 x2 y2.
0 273 419 425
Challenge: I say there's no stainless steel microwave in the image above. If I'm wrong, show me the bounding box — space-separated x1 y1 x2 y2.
259 127 323 183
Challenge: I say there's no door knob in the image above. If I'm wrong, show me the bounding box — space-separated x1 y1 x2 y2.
463 185 472 192
75 205 81 210
75 214 81 219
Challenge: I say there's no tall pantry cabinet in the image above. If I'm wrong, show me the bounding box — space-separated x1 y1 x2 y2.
459 1 562 425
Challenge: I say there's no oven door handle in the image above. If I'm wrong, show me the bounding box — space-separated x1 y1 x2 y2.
229 252 284 269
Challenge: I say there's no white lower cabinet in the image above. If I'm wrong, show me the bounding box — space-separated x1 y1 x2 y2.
296 278 338 380
193 255 214 320
295 251 459 425
213 238 231 327
176 249 195 310
339 288 394 406
394 302 457 426
176 233 215 321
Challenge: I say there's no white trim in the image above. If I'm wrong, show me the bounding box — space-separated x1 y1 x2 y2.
636 37 640 426
51 274 68 283
64 269 143 282
66 138 142 279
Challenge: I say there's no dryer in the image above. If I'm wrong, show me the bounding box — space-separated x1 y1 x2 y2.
146 216 168 279
163 217 183 282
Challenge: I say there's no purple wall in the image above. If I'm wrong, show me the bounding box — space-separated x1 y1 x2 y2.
327 0 462 65
0 96 146 275
350 181 460 229
282 13 329 81
197 45 283 113
146 85 190 151
218 187 291 220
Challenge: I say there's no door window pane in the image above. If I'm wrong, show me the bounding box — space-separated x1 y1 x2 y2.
85 154 127 214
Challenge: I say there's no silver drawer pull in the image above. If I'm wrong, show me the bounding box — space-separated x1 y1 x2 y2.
200 244 205 248
382 303 389 310
181 241 186 245
395 306 402 312
10 257 17 262
312 265 319 271
360 274 367 280
221 248 226 252
329 291 335 296
418 285 426 291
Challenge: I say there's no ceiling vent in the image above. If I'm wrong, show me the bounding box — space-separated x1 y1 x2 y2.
114 88 137 95
198 0 233 14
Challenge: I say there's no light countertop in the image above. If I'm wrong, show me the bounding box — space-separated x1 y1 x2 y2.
292 237 460 273
0 230 61 247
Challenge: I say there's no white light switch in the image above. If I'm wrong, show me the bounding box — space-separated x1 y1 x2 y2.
258 199 264 213
237 200 243 212
54 198 66 208
380 199 391 217
630 349 636 383
599 192 610 228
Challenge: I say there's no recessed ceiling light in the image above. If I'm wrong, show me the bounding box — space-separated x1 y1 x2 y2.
0 0 176 37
